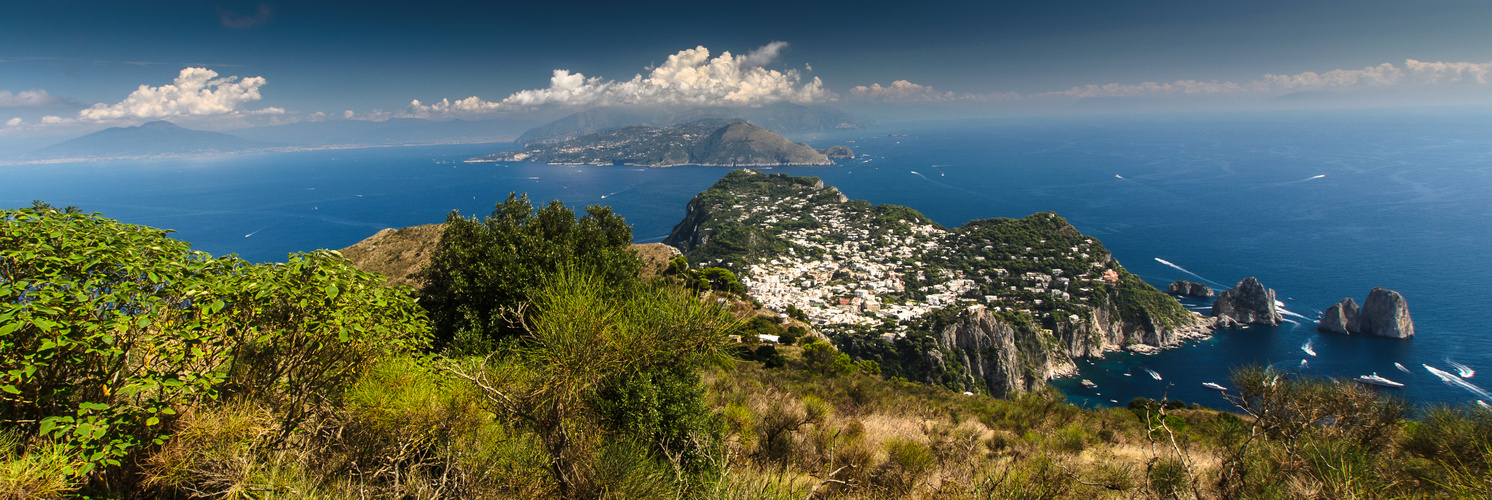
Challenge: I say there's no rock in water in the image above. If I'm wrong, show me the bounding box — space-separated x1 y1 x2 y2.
1358 287 1414 338
1167 280 1215 298
1210 277 1281 327
1317 297 1360 334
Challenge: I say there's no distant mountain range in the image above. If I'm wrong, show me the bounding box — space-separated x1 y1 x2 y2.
474 119 847 167
515 103 863 145
12 104 861 162
21 121 267 161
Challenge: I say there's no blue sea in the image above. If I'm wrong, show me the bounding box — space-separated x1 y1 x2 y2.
5 109 1490 411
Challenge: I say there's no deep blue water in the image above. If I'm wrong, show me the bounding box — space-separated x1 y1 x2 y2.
4 109 1490 410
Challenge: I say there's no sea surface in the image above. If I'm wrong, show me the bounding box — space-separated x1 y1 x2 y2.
5 109 1490 411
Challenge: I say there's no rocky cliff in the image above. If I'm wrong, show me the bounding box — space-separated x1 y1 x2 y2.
1358 288 1414 338
1167 280 1214 298
931 310 1073 397
1315 288 1413 338
1318 297 1360 335
1211 277 1281 327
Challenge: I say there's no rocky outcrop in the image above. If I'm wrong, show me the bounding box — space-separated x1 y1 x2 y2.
932 310 1073 397
1167 280 1214 298
1315 289 1413 338
1358 288 1414 338
1210 277 1281 327
937 304 1216 397
1317 298 1360 335
819 145 854 159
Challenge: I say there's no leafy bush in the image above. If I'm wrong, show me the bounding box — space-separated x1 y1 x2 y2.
0 206 429 487
419 193 639 353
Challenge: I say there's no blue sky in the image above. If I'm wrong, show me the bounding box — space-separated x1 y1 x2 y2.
3 0 1491 141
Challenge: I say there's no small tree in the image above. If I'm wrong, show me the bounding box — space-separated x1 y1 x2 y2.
419 194 639 353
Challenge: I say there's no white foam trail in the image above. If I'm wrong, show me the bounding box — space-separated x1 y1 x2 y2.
1153 258 1226 288
1300 359 1309 369
1395 362 1412 375
1447 359 1475 378
1115 174 1124 179
1144 368 1162 380
1302 340 1317 357
1425 364 1492 399
1306 174 1326 181
1480 400 1491 411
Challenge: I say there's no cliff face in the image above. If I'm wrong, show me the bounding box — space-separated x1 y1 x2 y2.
1318 297 1360 335
932 310 1074 397
1211 277 1281 327
1359 287 1414 338
934 302 1213 397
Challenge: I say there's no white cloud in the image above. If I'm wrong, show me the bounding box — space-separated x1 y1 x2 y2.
4 117 20 127
744 41 790 68
77 68 270 121
849 80 1019 102
0 89 66 107
41 115 65 124
405 43 832 119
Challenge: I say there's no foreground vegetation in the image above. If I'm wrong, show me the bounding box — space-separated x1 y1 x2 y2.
3 201 1490 499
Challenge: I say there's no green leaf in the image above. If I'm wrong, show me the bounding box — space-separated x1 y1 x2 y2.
326 284 340 299
146 416 160 426
0 385 19 394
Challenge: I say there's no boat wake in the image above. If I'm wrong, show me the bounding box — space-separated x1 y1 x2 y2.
1447 359 1475 378
1302 340 1317 357
1153 258 1226 288
1395 362 1412 375
1425 364 1492 399
1144 368 1162 381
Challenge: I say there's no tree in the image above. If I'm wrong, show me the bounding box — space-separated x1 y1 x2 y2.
419 193 640 353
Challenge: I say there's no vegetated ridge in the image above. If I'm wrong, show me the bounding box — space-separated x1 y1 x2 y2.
515 103 863 145
663 169 1214 396
469 119 846 167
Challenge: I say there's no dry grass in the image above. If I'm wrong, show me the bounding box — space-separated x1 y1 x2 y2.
337 223 445 286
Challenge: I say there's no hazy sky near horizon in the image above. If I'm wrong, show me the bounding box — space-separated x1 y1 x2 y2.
3 0 1492 135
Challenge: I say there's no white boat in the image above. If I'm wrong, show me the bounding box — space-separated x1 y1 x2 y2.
1203 382 1227 391
1144 368 1162 380
1395 362 1411 374
1479 400 1490 411
1356 373 1405 388
1301 340 1317 357
1080 379 1097 388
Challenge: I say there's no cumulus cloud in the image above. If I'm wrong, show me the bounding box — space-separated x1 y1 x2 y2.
0 89 68 107
5 118 20 127
405 43 832 119
1032 59 1492 99
220 4 273 29
744 41 790 68
849 80 1020 102
77 67 270 121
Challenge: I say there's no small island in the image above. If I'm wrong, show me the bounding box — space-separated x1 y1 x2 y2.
468 118 849 167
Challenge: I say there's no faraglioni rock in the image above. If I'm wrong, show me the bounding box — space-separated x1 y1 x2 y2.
1166 280 1215 299
1210 277 1281 327
1358 287 1414 338
1317 297 1360 335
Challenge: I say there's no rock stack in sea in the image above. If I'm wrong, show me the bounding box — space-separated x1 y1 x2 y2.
1167 280 1214 298
1210 277 1281 327
1318 288 1414 338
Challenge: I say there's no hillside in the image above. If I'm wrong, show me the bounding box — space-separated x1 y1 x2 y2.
22 120 265 160
470 119 841 167
515 103 863 145
337 222 678 285
664 169 1210 396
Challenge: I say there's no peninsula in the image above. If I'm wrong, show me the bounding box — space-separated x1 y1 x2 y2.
664 169 1214 396
468 119 846 167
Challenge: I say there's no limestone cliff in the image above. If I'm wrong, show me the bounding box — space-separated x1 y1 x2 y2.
1359 287 1414 338
931 310 1073 397
1317 297 1360 335
1211 277 1281 327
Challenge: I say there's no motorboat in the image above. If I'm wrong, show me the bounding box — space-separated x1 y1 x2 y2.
1202 382 1227 391
1356 373 1405 388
